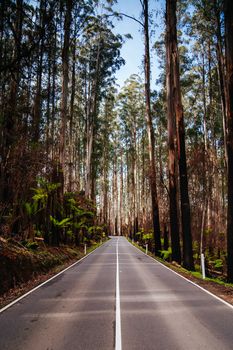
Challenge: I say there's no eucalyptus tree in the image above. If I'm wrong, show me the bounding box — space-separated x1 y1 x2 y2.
142 0 161 254
166 0 194 269
224 0 233 282
97 87 118 229
0 0 123 241
181 0 227 262
117 75 145 237
79 15 124 199
59 0 73 183
165 0 181 264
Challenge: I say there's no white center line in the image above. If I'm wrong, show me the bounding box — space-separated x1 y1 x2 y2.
115 238 122 350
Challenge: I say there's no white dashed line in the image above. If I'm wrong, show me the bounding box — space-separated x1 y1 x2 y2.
115 238 122 350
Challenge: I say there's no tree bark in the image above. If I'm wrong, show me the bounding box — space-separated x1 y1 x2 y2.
0 0 23 203
143 0 161 255
32 0 46 143
85 40 101 199
68 38 76 192
224 0 233 282
165 0 181 263
167 0 194 269
214 0 228 167
59 0 73 184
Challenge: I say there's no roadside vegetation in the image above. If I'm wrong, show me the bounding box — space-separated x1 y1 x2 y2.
130 238 233 306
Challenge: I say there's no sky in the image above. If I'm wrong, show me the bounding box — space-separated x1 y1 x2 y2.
111 0 165 90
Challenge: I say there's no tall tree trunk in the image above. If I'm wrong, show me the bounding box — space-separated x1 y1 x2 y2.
225 0 233 282
143 0 161 255
68 38 76 192
167 0 194 269
32 0 46 143
51 28 57 161
59 0 73 184
214 0 228 167
165 0 181 264
46 49 51 163
120 148 123 235
85 41 101 199
201 48 209 245
0 0 23 203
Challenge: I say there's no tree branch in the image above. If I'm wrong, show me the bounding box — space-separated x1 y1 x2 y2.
117 12 144 27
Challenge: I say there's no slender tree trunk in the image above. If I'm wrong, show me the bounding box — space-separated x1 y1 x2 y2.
201 48 210 238
68 39 76 192
167 0 194 269
85 41 101 198
0 0 23 203
214 0 228 167
51 28 57 161
225 0 233 282
46 50 51 162
143 0 161 255
59 0 73 184
32 0 46 143
120 148 123 235
141 133 146 228
165 0 181 263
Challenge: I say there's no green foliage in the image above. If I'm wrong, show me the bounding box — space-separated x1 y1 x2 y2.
49 216 71 228
67 230 74 238
160 248 172 261
34 230 43 237
213 259 223 269
26 241 39 250
142 233 153 241
24 201 39 217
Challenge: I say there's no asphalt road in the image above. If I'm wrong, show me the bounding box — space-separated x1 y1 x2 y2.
1 236 233 350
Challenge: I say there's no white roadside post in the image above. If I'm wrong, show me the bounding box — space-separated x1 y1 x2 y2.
201 253 206 279
146 243 148 255
84 244 87 255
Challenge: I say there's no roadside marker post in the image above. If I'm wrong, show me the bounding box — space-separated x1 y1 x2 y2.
84 244 87 255
201 253 206 279
146 244 148 255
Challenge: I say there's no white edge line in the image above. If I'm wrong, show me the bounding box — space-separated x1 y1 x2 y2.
0 242 107 314
127 238 233 311
115 237 122 350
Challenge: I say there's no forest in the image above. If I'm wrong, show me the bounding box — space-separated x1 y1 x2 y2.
0 0 233 283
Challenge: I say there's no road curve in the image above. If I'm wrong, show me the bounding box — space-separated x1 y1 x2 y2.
1 236 233 349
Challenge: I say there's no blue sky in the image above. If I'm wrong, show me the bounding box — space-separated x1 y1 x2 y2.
111 0 165 90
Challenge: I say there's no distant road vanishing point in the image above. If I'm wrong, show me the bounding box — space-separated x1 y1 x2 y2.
1 236 233 350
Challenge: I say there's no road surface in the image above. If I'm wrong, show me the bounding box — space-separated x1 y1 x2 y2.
1 236 233 349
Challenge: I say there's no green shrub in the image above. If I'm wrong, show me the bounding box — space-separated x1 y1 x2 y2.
26 241 39 250
214 259 223 269
160 247 172 261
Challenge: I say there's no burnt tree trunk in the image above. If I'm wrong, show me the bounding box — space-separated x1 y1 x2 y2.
166 0 194 270
165 0 181 263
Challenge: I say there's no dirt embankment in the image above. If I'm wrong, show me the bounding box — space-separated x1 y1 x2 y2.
0 236 85 307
